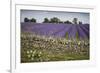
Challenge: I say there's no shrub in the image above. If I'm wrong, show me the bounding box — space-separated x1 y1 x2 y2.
24 17 29 22
43 18 49 23
30 18 36 23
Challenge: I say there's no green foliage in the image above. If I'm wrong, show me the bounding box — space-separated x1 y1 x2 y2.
79 21 82 24
59 21 64 23
76 32 79 40
24 17 29 22
73 18 78 24
24 17 36 23
30 18 36 23
50 17 60 23
43 18 49 23
21 32 89 63
65 32 69 39
64 20 72 24
24 17 83 24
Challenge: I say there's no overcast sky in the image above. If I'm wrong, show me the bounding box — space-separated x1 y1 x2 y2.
20 10 90 24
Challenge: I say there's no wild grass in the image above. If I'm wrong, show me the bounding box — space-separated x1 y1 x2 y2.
21 32 89 63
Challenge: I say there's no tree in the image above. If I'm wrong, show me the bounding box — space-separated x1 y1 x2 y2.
24 17 29 22
50 17 60 23
64 20 72 24
73 18 78 24
43 18 49 23
79 21 82 24
59 21 63 23
30 18 36 23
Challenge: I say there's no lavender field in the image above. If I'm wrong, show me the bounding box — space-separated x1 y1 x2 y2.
21 22 89 63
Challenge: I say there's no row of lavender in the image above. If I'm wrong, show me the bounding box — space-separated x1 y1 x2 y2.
21 23 89 39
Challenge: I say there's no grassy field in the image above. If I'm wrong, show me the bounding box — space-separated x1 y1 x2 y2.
21 32 89 63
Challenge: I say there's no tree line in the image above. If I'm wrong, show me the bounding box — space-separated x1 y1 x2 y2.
24 17 83 24
24 18 36 23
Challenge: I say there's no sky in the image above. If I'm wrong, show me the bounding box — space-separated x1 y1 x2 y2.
20 10 90 24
